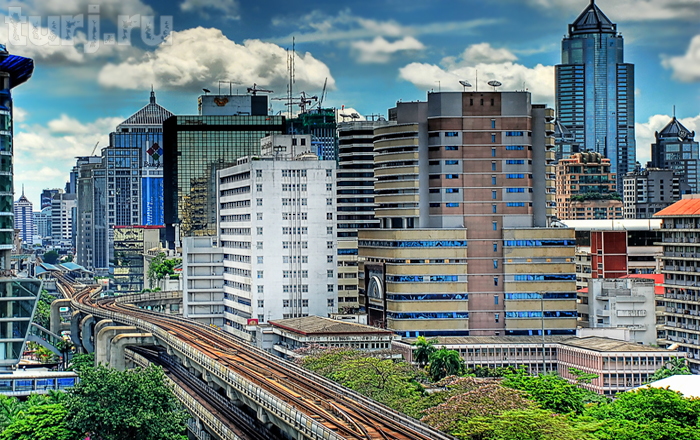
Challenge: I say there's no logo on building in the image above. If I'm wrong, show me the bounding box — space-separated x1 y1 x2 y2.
147 143 163 161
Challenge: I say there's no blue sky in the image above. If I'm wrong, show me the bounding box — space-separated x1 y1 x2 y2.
3 0 700 207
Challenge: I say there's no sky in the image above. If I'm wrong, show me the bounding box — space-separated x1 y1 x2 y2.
3 0 700 208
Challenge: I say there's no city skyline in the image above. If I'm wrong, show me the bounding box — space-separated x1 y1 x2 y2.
4 0 700 205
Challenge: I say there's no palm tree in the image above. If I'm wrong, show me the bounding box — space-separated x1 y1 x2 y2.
428 348 465 381
648 356 691 382
412 336 438 367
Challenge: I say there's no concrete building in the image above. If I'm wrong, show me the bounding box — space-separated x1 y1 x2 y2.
555 152 622 220
163 95 285 242
182 236 224 327
394 335 682 395
113 226 162 294
217 141 337 343
13 189 32 246
654 196 700 373
0 45 43 369
587 278 658 345
553 119 580 162
335 120 393 315
75 157 107 272
32 207 51 245
50 193 76 250
288 108 338 161
265 315 395 358
555 1 635 183
358 91 577 338
40 189 60 210
623 167 687 219
651 117 699 194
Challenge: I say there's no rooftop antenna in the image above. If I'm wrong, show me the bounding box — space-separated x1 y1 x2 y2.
475 70 478 92
319 77 328 108
673 105 676 119
202 88 210 95
488 80 502 91
459 80 472 91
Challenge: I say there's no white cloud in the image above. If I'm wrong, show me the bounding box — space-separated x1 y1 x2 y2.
4 0 154 20
350 36 424 64
520 0 700 21
635 112 700 165
180 0 239 20
399 43 555 105
97 27 335 93
13 113 124 207
662 35 700 82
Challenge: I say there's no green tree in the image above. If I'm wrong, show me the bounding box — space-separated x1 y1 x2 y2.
647 356 691 382
428 348 465 381
412 336 437 367
67 352 94 373
147 253 182 287
42 251 59 265
65 364 188 440
55 339 75 370
62 254 73 263
0 403 80 440
485 408 586 440
0 395 24 430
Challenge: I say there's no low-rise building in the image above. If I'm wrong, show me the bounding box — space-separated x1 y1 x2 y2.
182 237 224 327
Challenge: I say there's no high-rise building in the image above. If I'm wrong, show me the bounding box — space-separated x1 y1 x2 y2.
623 167 687 219
650 116 699 194
113 226 162 294
335 120 393 314
40 188 60 210
555 152 622 220
76 157 107 271
13 188 32 246
0 45 43 369
358 91 577 338
288 108 338 161
556 0 635 183
163 97 284 241
217 139 337 342
182 236 224 327
50 193 76 250
553 119 580 162
33 206 51 243
654 196 700 373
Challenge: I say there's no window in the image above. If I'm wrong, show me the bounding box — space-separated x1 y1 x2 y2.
256 170 262 178
283 300 290 307
445 160 459 165
493 260 498 269
470 98 473 106
493 242 498 252
326 183 332 191
446 174 459 179
257 271 263 279
256 241 263 249
507 188 525 193
327 226 333 235
326 169 332 177
445 132 459 137
326 213 333 220
328 299 335 307
507 174 525 179
327 241 334 249
506 160 525 165
327 198 333 206
493 221 497 231
256 198 263 206
327 255 333 263
480 98 484 105
491 119 496 129
506 146 524 151
446 203 459 207
492 147 496 156
494 277 498 286
492 162 497 171
491 98 494 106
292 138 298 146
445 146 459 151
506 131 524 136
258 300 264 308
257 227 263 235
257 256 263 264
446 188 459 193
327 284 334 292
492 135 496 143
494 295 499 305
256 184 262 192
492 176 497 185
327 269 334 278
495 313 499 323
257 286 264 294
492 204 497 213
257 213 263 220
492 190 497 200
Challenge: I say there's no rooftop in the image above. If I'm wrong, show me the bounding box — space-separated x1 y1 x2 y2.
620 273 664 295
658 116 695 141
561 219 661 231
560 336 669 353
269 315 393 336
633 375 700 398
569 0 616 36
654 198 700 218
117 89 173 128
401 336 573 345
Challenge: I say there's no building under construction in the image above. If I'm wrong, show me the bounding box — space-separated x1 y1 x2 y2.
287 108 338 161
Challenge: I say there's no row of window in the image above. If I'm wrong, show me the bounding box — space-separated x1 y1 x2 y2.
504 292 576 300
387 293 468 301
358 240 468 248
505 311 577 318
386 275 462 283
388 312 469 320
504 240 574 247
512 274 576 281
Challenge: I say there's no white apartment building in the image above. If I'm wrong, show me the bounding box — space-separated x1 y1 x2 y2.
588 278 658 345
51 193 76 249
217 136 338 342
182 237 224 327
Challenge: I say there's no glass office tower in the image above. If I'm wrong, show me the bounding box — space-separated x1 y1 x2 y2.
555 0 635 183
0 46 43 367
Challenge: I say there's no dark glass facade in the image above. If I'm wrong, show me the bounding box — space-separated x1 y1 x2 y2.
651 117 699 193
556 2 635 183
163 115 285 240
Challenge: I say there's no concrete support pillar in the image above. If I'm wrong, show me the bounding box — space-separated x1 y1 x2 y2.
110 333 155 371
70 311 83 350
50 299 71 335
80 315 96 353
257 406 269 425
226 386 243 407
95 326 137 366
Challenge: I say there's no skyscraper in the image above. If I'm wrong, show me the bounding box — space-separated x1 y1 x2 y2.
40 188 60 210
556 0 635 183
76 157 107 271
650 116 699 194
13 187 32 246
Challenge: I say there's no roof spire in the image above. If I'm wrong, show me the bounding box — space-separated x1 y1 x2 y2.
21 184 24 197
150 85 156 104
673 105 676 119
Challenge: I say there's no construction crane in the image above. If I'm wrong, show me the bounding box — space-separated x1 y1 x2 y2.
318 77 328 108
247 83 273 96
272 91 318 114
90 141 100 156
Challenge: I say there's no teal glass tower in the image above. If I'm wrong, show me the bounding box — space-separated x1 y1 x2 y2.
555 0 635 185
0 45 42 367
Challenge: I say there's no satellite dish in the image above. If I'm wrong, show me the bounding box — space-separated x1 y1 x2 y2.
459 80 472 91
488 80 502 90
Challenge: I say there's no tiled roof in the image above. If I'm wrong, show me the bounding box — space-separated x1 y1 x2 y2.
269 315 393 336
654 198 700 218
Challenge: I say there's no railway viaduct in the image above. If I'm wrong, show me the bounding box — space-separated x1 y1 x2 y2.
52 283 454 440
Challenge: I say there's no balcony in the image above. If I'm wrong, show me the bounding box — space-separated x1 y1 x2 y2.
617 310 647 317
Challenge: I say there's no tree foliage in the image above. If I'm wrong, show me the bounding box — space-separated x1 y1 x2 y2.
648 357 691 382
68 352 94 373
65 364 188 440
32 290 54 329
428 348 465 381
412 336 437 367
0 392 78 440
147 253 181 287
42 250 59 265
